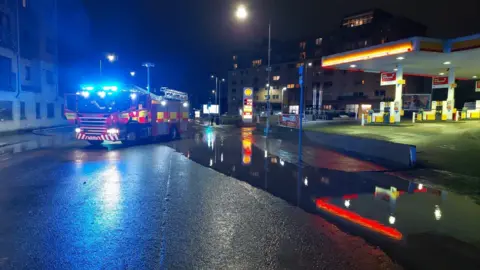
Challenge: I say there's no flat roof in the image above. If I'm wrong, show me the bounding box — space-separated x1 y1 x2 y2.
321 34 480 79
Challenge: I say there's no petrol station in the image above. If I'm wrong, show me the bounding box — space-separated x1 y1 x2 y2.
322 34 480 123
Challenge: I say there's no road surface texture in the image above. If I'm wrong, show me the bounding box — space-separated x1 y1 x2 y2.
0 126 397 269
0 124 479 269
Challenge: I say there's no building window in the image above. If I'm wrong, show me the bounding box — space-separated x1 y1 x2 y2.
20 101 26 119
0 100 13 121
274 66 280 71
354 80 363 85
315 38 323 46
299 41 306 50
47 103 54 118
299 52 306 60
353 92 364 97
0 55 12 91
240 70 244 75
296 62 304 68
323 69 334 76
233 55 237 61
287 63 295 69
375 90 386 96
232 97 236 101
35 102 41 119
46 70 54 85
273 76 280 81
232 88 236 93
252 59 262 67
323 81 333 88
232 80 237 85
233 63 238 69
46 37 55 55
22 0 27 8
287 84 295 89
272 95 280 100
25 66 31 80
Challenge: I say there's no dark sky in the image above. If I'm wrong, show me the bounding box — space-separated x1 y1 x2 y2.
82 0 480 105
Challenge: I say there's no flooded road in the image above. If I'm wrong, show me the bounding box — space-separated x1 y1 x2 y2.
0 126 398 269
170 125 480 269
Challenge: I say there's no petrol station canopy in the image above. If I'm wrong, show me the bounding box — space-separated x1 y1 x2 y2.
321 34 480 79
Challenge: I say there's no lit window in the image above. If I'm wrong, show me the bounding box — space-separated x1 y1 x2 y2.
252 59 262 67
273 76 280 81
299 41 306 50
287 84 295 89
22 0 27 7
233 55 237 61
233 63 238 69
362 80 365 84
316 38 322 46
300 52 306 60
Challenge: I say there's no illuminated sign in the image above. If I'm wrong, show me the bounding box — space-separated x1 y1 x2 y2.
380 72 397 86
432 76 449 89
244 88 253 97
322 42 413 67
203 104 219 114
242 87 254 123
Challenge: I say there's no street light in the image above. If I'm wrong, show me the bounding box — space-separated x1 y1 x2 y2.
130 71 136 77
99 53 116 76
107 54 116 62
142 62 155 92
235 4 248 20
235 4 272 135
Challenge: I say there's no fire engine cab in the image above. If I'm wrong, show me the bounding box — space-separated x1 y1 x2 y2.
64 84 189 145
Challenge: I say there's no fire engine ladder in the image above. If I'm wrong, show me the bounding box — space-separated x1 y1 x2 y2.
161 87 188 101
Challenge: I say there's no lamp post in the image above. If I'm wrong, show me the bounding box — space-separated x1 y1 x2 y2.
235 4 272 135
142 62 155 92
99 53 116 76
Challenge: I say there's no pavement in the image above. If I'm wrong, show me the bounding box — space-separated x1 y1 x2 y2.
0 124 479 269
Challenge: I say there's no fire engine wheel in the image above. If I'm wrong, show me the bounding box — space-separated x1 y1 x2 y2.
88 140 104 146
169 126 178 140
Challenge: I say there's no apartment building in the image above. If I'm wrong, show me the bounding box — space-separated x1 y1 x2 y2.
227 9 428 115
0 0 64 132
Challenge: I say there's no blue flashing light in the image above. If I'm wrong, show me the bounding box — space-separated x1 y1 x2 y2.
82 86 94 91
81 91 90 98
103 86 118 91
98 91 106 98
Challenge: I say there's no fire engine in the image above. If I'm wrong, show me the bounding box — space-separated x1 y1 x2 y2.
64 83 189 145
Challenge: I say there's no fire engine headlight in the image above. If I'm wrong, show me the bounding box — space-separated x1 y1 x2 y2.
107 128 119 134
75 128 81 133
161 100 167 106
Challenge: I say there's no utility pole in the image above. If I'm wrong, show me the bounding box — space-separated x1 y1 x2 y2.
265 20 272 135
143 62 155 92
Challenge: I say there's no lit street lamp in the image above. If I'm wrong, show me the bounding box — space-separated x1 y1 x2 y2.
130 71 136 77
235 4 272 135
99 53 116 76
142 62 155 92
107 54 116 62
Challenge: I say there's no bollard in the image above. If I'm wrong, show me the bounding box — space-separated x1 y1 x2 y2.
412 112 416 124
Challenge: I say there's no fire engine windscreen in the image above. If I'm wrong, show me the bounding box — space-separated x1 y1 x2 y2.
77 92 132 113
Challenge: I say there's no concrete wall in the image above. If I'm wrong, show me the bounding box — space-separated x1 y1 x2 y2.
304 131 416 168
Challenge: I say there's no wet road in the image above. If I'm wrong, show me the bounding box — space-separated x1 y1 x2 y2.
1 125 479 269
0 126 396 269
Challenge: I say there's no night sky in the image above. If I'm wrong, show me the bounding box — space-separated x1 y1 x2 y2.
82 0 480 105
